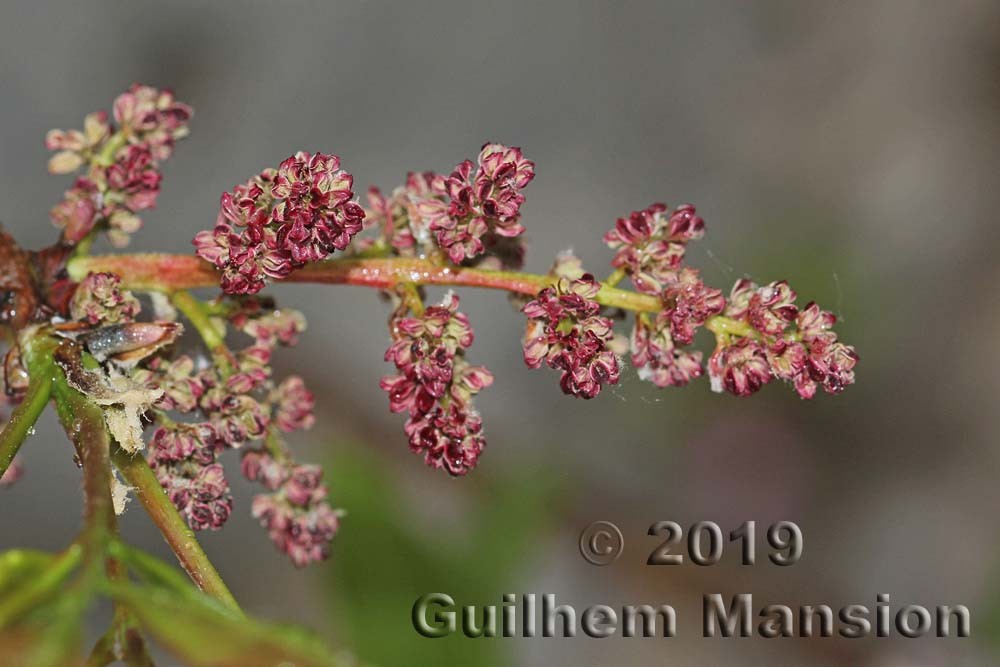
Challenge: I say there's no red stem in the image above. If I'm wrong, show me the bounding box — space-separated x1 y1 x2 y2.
67 254 664 312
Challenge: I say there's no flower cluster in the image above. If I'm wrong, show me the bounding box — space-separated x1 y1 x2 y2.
242 449 341 567
522 273 621 399
603 203 705 294
365 171 438 254
707 280 859 398
125 299 340 564
409 143 535 264
46 84 191 246
597 202 857 398
380 294 493 475
69 272 140 325
194 152 366 295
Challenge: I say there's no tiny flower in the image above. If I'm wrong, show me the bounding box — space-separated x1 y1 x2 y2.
241 448 288 490
747 280 798 336
660 267 725 345
234 308 307 348
404 403 486 476
201 389 269 446
630 314 704 388
225 346 272 394
45 111 111 173
135 355 206 413
522 274 620 398
272 376 315 433
70 272 141 325
156 461 233 531
251 493 341 567
50 180 99 243
282 464 325 507
723 278 756 320
149 424 202 463
796 301 838 341
708 338 772 397
112 84 192 161
603 203 705 294
248 457 341 567
411 143 534 263
365 171 438 252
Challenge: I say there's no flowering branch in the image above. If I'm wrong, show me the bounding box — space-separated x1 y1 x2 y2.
0 83 860 665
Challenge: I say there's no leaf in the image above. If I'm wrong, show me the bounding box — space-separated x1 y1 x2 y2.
110 583 345 667
0 550 54 598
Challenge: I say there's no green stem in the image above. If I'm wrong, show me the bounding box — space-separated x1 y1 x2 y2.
93 132 128 168
52 365 114 551
604 266 627 288
110 447 242 615
706 315 757 339
169 290 225 349
400 283 425 316
169 290 234 374
0 356 53 480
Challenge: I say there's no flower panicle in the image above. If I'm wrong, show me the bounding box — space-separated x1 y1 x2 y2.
521 269 622 399
707 280 859 399
380 293 493 476
46 84 191 247
242 448 342 567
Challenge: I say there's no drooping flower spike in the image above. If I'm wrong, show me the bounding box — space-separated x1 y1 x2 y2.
380 293 493 475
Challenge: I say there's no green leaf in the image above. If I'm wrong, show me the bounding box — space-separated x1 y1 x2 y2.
110 582 345 667
0 550 55 598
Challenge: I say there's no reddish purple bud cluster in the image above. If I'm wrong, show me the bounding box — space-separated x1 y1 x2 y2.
69 272 141 325
47 84 191 246
380 294 493 475
149 422 232 531
603 203 704 294
601 203 857 399
708 280 859 398
631 313 704 388
522 274 621 398
242 449 342 567
411 143 535 264
193 151 365 295
365 172 438 254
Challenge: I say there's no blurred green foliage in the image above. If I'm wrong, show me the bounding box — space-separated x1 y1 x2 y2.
325 442 562 666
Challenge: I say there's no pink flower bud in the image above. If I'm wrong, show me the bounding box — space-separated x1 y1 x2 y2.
273 376 315 433
708 338 772 397
70 272 141 325
603 203 704 294
521 274 620 398
195 153 365 295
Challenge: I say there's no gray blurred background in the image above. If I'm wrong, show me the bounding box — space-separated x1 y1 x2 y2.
2 1 999 665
